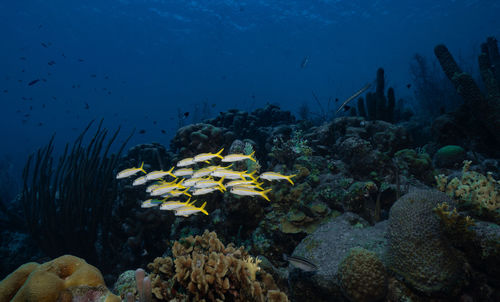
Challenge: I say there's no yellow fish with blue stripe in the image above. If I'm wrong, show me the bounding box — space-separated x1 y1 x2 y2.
230 187 272 201
116 162 147 179
222 151 256 163
193 148 224 163
132 175 148 186
173 168 193 177
192 186 224 195
141 199 163 208
258 172 296 185
167 187 192 198
150 179 185 196
175 201 208 216
145 167 176 181
160 198 195 210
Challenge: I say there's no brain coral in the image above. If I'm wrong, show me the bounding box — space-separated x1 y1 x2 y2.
338 247 387 302
386 189 464 296
0 255 119 302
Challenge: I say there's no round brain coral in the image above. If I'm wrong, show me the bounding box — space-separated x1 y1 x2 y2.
387 189 464 296
0 255 119 302
338 247 387 302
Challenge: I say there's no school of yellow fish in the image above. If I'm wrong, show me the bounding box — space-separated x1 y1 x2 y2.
116 148 296 217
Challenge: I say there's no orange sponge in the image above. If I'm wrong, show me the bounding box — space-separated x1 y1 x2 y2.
0 255 120 302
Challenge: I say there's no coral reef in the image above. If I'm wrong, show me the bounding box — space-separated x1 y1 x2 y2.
461 220 500 282
435 160 500 221
288 213 388 302
430 113 467 148
386 277 428 302
114 270 137 299
122 143 173 172
434 202 500 289
393 148 433 184
354 68 412 123
337 247 387 302
278 202 333 235
113 144 177 271
3 92 500 302
171 105 296 161
146 230 288 302
434 161 500 283
262 165 336 236
170 123 229 157
386 189 464 296
208 105 295 136
250 118 414 243
124 268 152 302
269 130 312 168
0 255 119 302
434 38 500 155
247 117 416 226
305 117 411 164
0 228 44 284
433 145 466 168
343 181 378 215
434 202 476 242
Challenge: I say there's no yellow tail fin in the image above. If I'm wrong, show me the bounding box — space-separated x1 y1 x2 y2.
247 150 257 162
239 170 248 180
139 162 147 174
217 177 226 191
166 166 176 178
184 197 194 206
199 201 209 215
215 148 224 158
246 170 257 181
259 188 272 201
286 174 296 185
181 188 192 197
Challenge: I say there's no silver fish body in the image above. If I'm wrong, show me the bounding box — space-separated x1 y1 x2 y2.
283 254 318 272
160 202 186 210
133 176 147 186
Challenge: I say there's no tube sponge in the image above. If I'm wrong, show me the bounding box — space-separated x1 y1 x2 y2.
135 268 152 302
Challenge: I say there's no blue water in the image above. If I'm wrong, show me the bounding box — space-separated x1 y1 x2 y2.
1 0 499 186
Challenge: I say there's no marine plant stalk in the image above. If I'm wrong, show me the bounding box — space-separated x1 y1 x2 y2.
21 119 131 269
